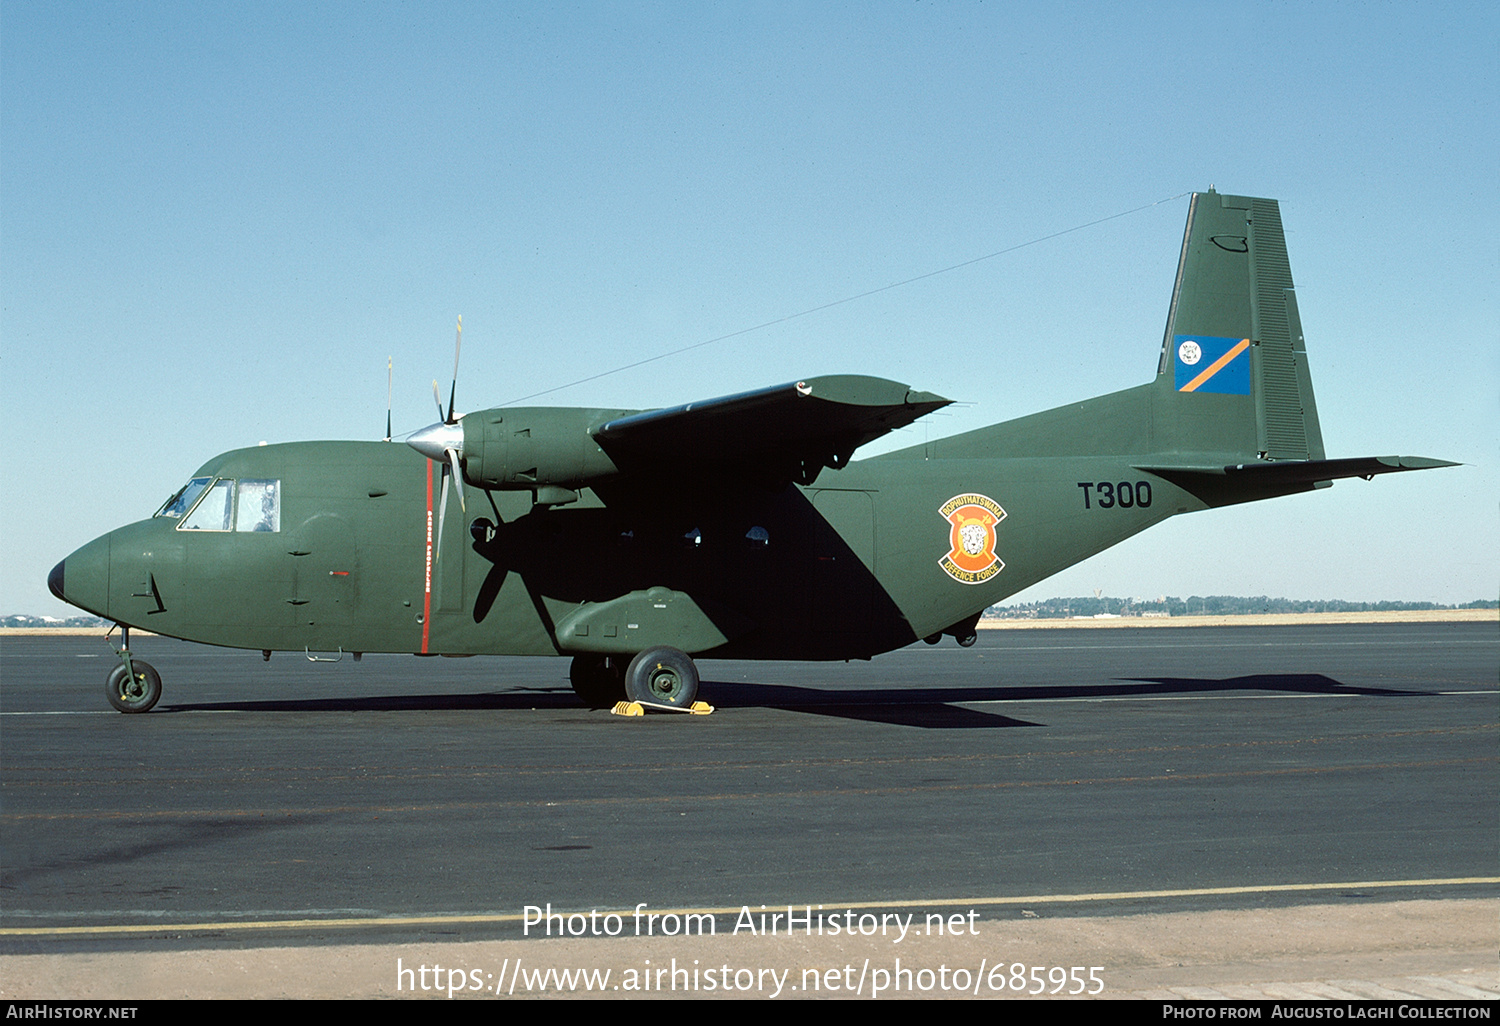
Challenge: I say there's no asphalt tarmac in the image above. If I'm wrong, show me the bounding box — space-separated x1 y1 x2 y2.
2 622 1496 955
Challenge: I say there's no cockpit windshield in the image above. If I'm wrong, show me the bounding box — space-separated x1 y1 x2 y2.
154 476 281 532
156 477 213 519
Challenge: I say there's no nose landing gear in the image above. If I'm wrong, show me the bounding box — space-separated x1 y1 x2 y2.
106 625 161 713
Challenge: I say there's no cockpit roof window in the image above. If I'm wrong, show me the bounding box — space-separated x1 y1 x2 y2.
156 477 213 519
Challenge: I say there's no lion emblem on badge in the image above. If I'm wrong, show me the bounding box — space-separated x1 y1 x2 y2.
938 493 1006 584
960 521 988 557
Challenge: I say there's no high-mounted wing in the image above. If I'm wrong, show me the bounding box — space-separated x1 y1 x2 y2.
414 374 950 498
594 375 951 482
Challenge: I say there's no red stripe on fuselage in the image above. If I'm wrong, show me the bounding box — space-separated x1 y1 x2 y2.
422 458 433 654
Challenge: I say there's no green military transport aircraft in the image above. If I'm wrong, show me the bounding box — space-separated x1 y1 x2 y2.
49 190 1454 714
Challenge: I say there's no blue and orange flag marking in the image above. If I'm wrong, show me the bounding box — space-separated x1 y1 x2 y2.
1174 335 1251 395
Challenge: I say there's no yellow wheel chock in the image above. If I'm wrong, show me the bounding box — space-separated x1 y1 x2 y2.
610 700 714 717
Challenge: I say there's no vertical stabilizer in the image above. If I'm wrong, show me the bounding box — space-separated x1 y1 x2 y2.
1155 190 1324 462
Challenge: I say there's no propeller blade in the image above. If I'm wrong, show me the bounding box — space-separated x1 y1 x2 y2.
447 446 466 513
446 315 462 424
435 461 450 563
432 379 444 423
385 357 393 442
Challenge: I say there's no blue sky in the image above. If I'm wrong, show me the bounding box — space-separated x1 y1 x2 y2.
3 1 1496 615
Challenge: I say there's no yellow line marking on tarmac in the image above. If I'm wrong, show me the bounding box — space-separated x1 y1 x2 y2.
5 877 1497 938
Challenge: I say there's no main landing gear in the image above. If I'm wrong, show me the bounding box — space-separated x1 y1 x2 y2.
106 626 161 713
624 646 700 708
569 654 627 708
569 646 703 711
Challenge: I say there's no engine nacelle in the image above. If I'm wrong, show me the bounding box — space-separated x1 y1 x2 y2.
460 407 625 491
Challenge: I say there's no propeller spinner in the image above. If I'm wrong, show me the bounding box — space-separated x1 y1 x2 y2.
408 317 466 559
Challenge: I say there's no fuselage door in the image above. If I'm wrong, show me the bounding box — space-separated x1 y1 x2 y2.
811 489 876 646
287 513 360 634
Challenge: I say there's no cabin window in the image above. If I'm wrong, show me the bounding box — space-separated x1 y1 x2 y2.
235 479 280 532
156 477 213 519
745 526 770 547
179 479 234 531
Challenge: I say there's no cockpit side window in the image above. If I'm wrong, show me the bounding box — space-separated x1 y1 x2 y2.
156 477 213 519
180 479 234 531
235 479 280 532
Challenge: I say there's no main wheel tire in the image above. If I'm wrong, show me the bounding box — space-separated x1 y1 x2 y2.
106 659 162 713
569 655 625 708
623 646 699 708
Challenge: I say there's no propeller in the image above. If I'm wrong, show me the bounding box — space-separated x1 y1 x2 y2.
431 315 463 424
448 315 462 424
409 316 466 561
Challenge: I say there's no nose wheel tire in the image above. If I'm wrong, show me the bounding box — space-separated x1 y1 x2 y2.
624 647 699 708
106 660 162 713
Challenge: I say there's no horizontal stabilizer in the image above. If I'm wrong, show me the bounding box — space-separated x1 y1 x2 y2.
1139 455 1458 485
595 375 950 479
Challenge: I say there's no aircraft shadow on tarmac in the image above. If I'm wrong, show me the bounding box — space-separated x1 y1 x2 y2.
158 673 1432 729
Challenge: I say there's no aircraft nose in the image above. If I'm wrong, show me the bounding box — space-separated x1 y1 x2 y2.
50 534 111 618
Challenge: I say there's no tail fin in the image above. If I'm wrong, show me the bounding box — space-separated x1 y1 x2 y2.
898 189 1454 488
1154 189 1325 462
1141 190 1455 496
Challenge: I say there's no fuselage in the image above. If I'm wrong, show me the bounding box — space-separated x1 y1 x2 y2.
49 432 1190 661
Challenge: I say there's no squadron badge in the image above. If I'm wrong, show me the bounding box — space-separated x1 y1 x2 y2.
939 493 1006 584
